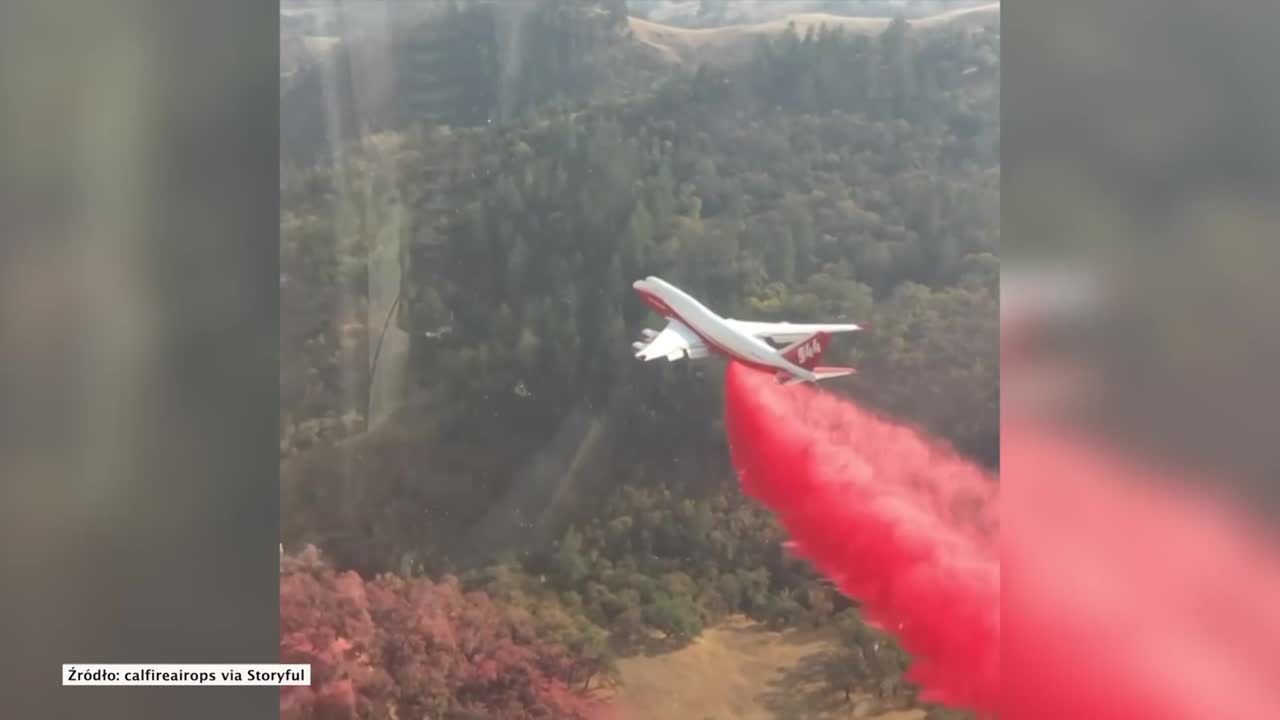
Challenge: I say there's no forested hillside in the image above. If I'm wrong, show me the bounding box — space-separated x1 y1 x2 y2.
281 4 997 717
282 0 657 165
630 0 991 28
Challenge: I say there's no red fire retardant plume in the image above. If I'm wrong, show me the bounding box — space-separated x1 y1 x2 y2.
723 361 999 716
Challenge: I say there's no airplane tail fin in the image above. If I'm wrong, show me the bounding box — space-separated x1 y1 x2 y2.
779 331 833 370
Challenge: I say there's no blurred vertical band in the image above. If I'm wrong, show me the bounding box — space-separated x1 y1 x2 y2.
0 1 279 719
1007 0 1280 717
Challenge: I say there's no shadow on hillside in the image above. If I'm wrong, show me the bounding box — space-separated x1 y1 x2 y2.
623 632 696 658
754 648 854 719
616 616 828 661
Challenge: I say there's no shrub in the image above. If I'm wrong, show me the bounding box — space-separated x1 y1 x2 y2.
280 546 610 720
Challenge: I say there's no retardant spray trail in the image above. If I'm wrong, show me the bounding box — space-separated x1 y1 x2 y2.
723 361 999 716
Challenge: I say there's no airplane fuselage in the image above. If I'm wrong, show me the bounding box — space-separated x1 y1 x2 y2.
632 277 817 380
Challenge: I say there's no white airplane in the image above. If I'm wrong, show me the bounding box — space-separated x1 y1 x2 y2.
631 276 861 384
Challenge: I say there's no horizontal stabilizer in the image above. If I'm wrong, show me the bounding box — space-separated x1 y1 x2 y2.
813 366 856 380
777 366 857 385
727 319 862 344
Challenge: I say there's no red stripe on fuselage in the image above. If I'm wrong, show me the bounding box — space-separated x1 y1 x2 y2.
635 288 780 373
638 289 676 317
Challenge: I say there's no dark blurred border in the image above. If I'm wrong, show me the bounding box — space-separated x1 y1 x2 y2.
0 1 278 718
1006 0 1280 513
1005 0 1280 715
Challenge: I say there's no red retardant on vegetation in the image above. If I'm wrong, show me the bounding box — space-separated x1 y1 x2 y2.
280 547 612 720
723 361 999 716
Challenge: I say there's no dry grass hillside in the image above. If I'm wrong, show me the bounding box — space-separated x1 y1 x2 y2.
613 615 927 720
629 2 999 65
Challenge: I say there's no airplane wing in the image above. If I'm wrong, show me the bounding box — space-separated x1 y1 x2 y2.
725 319 861 345
632 318 708 361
